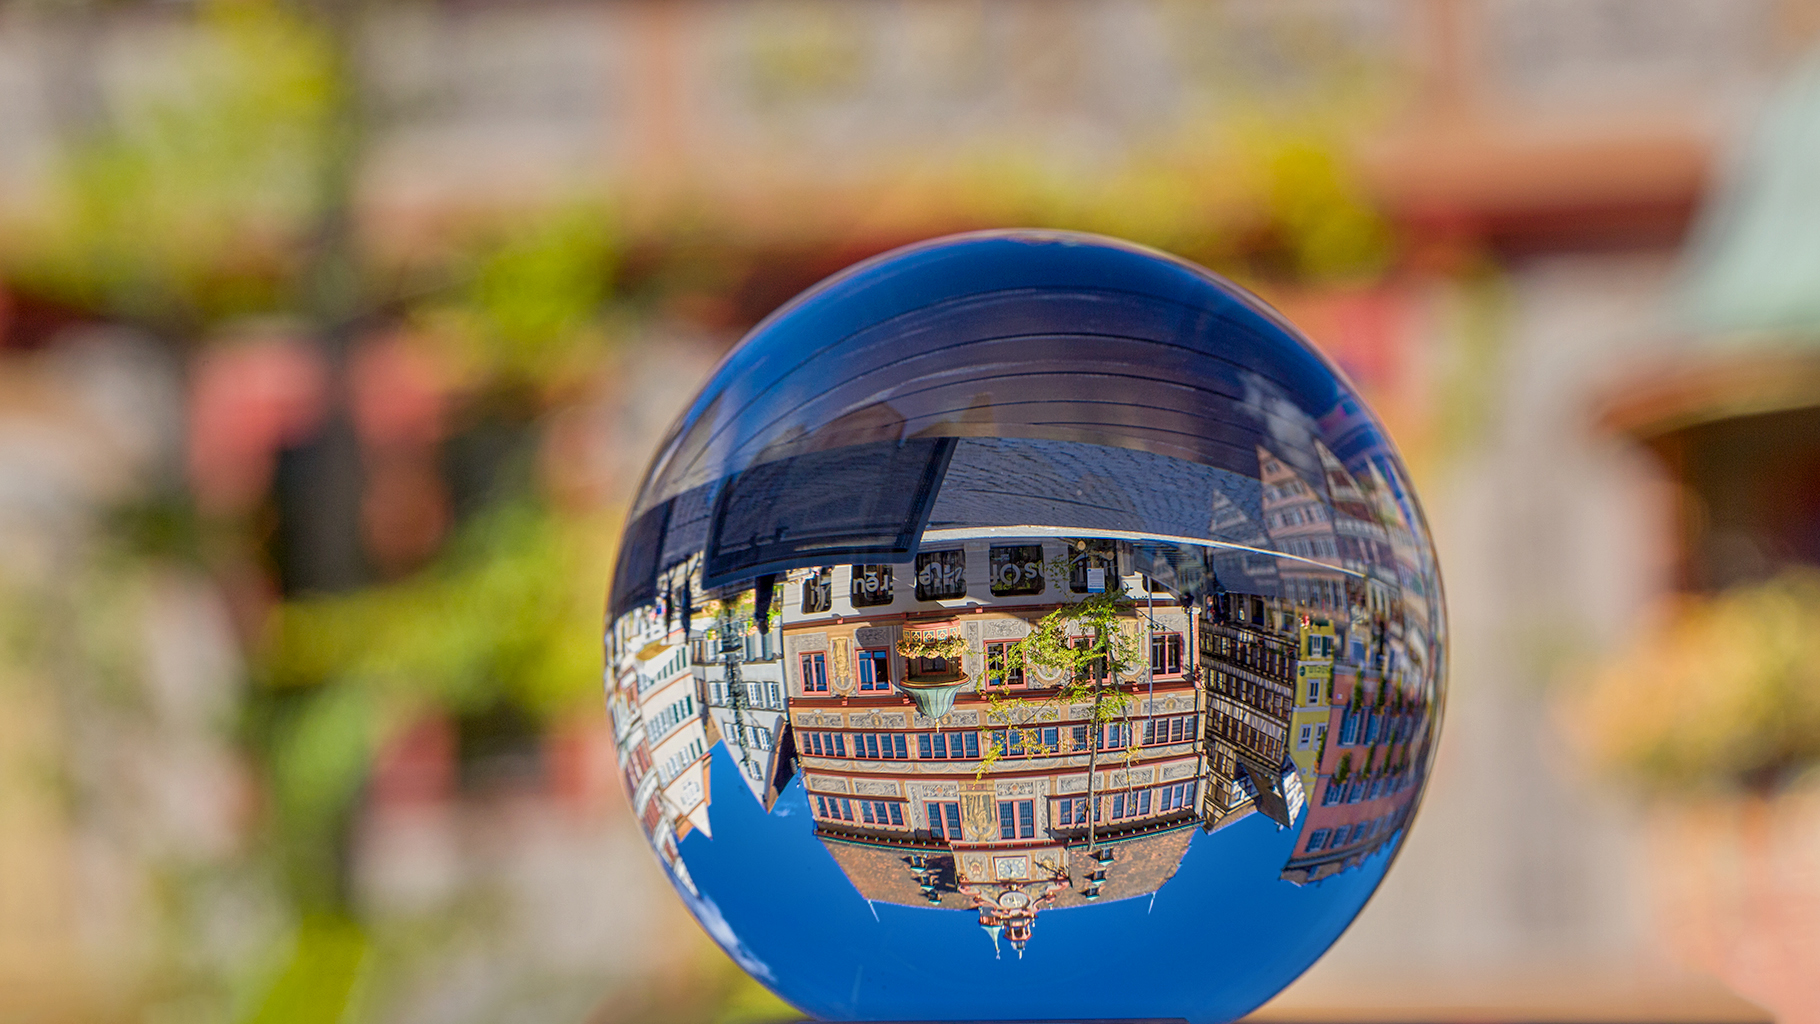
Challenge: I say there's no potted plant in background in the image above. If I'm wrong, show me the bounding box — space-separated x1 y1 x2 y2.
1563 570 1820 1024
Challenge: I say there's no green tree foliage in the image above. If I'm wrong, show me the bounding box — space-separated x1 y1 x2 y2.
974 571 1143 778
12 0 338 327
420 210 619 392
254 502 616 899
242 914 371 1024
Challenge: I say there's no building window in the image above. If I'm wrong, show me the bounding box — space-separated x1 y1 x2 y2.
1298 724 1312 749
1150 632 1183 676
851 565 895 607
802 731 847 758
1067 539 1118 593
916 731 979 759
989 545 1045 596
1053 796 1089 826
1306 678 1321 703
917 727 975 760
802 568 832 614
1143 714 1193 746
985 641 1024 687
799 652 828 693
815 795 857 822
998 800 1035 839
927 801 962 840
1307 828 1331 852
990 729 1024 758
645 694 696 743
860 800 904 827
1159 781 1194 811
915 549 967 601
854 733 908 760
857 649 891 691
910 654 951 680
1101 789 1160 820
988 727 1057 758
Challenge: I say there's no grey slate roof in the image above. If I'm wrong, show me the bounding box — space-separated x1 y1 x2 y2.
926 436 1265 544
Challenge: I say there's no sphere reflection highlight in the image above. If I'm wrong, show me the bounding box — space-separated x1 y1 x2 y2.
606 231 1446 1023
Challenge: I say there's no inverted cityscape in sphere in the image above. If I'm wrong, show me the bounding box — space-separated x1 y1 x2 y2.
604 231 1447 1023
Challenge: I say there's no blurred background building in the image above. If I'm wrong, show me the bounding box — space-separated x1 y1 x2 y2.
3 1 1820 1022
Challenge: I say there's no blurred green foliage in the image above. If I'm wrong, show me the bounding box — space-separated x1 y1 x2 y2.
927 123 1395 284
244 915 371 1024
1261 135 1395 281
252 501 620 921
1569 569 1820 794
712 971 798 1024
10 0 338 328
421 212 619 392
262 502 609 717
2 4 628 1019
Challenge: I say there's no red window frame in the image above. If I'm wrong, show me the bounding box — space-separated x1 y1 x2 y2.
859 800 905 827
927 800 962 840
997 799 1036 840
1150 632 1184 677
799 651 828 694
1053 796 1089 826
984 640 1025 688
857 648 891 691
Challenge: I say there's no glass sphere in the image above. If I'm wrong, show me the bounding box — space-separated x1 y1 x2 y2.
606 231 1446 1022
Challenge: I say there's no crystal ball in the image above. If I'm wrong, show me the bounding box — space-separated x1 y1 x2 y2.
606 230 1445 1022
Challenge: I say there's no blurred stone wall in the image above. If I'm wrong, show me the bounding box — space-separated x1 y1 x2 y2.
2 2 1818 1022
0 0 1807 238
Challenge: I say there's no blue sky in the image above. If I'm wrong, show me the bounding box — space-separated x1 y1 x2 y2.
664 743 1398 1023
